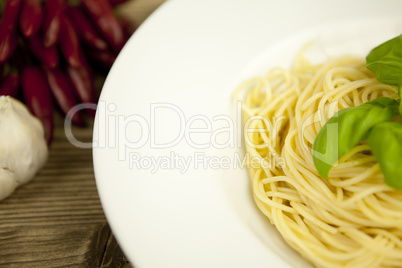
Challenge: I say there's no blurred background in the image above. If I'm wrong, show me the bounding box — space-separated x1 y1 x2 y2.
0 0 164 267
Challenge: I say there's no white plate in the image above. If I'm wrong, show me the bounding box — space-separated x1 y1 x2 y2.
92 1 402 267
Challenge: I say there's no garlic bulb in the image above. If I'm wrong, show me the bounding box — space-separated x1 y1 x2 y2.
0 96 48 201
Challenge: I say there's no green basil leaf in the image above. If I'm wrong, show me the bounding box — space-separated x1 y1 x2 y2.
399 85 402 115
368 122 402 189
366 34 402 86
313 97 399 179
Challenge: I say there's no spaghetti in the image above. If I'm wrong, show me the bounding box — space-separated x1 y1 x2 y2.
235 52 402 268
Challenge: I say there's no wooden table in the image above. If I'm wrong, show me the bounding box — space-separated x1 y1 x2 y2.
0 1 164 267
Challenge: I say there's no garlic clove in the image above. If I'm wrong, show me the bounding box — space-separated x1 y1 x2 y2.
0 168 19 201
0 96 48 200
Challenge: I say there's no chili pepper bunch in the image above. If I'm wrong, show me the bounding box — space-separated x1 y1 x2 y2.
0 0 135 145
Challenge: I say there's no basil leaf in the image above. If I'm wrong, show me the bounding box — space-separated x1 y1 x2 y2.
366 34 402 86
313 97 399 179
368 122 402 189
399 85 402 115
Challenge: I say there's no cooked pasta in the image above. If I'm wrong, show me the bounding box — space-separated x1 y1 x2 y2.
235 51 402 268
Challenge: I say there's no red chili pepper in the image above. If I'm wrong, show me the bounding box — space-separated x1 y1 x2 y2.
60 16 83 68
0 0 21 63
119 16 137 44
44 67 85 127
21 67 54 145
81 0 124 50
66 54 97 117
42 0 64 47
0 33 18 63
67 65 96 118
86 48 117 69
0 73 20 98
28 35 59 68
19 0 44 38
68 7 107 50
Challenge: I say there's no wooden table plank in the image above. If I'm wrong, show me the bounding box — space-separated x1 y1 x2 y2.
0 115 112 267
0 1 165 267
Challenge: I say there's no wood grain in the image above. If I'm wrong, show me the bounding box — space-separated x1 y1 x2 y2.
0 0 165 267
